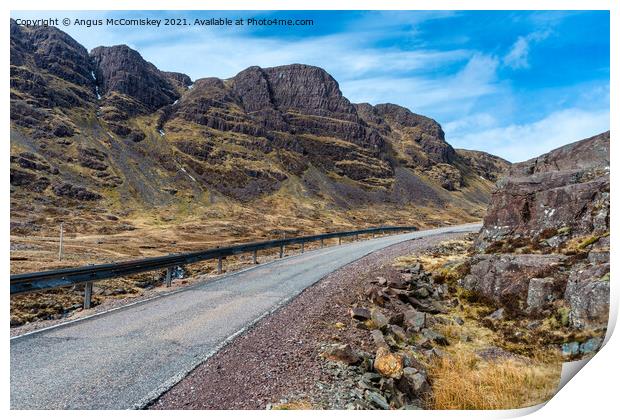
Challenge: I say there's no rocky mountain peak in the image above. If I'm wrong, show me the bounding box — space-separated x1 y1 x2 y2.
89 44 180 112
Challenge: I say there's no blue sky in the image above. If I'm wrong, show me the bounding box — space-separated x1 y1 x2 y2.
13 10 610 162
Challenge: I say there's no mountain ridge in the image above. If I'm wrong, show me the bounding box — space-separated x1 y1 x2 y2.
10 20 509 249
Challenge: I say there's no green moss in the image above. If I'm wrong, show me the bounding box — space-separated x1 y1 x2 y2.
555 307 571 328
577 235 601 249
557 227 572 235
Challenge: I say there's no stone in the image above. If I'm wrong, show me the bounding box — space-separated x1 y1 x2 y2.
421 328 449 346
397 367 431 398
388 312 405 326
322 344 361 365
365 390 390 410
526 277 560 313
371 309 389 329
486 308 505 321
453 316 465 325
388 324 408 342
371 330 388 348
565 263 610 329
350 307 371 321
403 309 426 331
374 347 404 379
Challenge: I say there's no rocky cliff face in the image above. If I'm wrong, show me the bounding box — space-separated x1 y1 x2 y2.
10 21 508 238
461 132 610 335
477 131 610 248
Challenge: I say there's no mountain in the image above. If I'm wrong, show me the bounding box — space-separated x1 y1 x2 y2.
10 20 509 255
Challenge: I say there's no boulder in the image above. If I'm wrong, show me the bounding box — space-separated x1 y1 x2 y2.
374 347 404 379
321 344 361 365
421 328 449 346
350 307 371 321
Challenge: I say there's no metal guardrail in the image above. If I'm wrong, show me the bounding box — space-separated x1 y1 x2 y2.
10 226 417 307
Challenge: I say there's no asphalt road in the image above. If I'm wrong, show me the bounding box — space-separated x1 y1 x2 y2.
10 223 481 409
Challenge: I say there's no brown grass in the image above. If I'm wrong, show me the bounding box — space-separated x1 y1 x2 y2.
429 347 560 409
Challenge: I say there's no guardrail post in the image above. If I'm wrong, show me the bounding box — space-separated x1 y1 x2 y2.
355 234 359 241
382 229 385 236
338 237 342 245
253 250 257 264
165 267 172 287
320 238 324 248
217 256 223 274
301 241 305 253
279 244 284 258
84 282 93 309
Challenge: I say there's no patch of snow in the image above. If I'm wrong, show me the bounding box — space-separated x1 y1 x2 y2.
173 99 178 105
187 84 194 90
179 167 196 182
95 86 101 100
90 70 96 80
158 129 165 137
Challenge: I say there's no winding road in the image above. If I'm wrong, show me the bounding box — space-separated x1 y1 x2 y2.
10 223 480 409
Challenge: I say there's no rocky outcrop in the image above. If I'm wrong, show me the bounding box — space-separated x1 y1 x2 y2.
463 132 610 331
462 254 567 314
477 131 609 249
90 45 180 113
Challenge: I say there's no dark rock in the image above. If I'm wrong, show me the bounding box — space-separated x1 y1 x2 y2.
52 182 102 201
365 390 390 410
350 307 371 321
371 310 389 329
371 330 388 348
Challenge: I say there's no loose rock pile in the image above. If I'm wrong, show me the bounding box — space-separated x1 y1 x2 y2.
318 263 457 409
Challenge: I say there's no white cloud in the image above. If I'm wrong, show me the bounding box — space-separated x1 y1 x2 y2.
448 107 609 162
340 53 501 117
503 30 551 69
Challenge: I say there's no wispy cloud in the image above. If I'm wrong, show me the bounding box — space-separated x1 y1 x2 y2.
503 30 551 69
448 107 609 162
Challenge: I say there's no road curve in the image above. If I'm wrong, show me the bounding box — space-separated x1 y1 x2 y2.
10 223 481 409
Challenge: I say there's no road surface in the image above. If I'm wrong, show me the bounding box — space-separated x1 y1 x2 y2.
10 223 480 409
